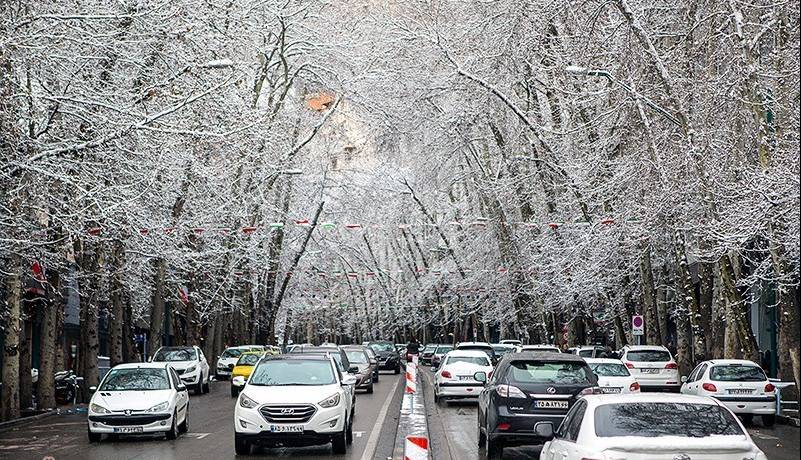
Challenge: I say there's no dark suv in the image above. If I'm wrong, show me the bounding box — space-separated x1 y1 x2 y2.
476 352 599 458
367 341 401 374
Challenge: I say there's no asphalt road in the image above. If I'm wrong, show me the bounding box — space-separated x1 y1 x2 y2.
0 372 404 460
419 368 800 460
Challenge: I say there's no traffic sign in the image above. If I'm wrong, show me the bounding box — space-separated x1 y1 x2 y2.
632 315 644 336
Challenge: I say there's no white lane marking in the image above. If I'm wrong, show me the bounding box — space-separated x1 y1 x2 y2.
359 375 402 460
184 432 210 439
354 431 365 438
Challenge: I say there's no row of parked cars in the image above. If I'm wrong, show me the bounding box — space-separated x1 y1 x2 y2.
425 342 774 459
86 340 403 456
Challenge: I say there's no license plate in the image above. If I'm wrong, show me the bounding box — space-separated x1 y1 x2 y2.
601 387 622 393
640 368 659 374
113 426 144 433
458 376 473 381
269 425 304 433
728 389 753 395
533 400 569 409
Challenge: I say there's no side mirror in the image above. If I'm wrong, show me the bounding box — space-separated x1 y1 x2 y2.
177 384 187 392
348 365 360 374
473 371 488 383
342 375 358 386
232 376 246 387
147 356 153 363
89 386 97 393
681 375 688 383
533 421 555 438
369 359 377 365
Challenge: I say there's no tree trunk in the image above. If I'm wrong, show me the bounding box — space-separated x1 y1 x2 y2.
719 254 759 362
37 269 59 409
149 258 167 358
639 243 660 345
79 240 103 391
109 240 125 367
18 313 33 410
2 253 22 421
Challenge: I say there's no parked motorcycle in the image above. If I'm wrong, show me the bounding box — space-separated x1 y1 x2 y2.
54 370 78 405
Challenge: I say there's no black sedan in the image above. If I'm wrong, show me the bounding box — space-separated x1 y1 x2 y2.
476 352 599 458
367 341 402 374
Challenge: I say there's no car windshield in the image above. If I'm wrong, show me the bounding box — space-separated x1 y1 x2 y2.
710 365 766 382
222 348 244 358
447 356 489 366
627 350 672 362
509 361 592 385
249 360 337 386
369 343 395 352
424 345 437 352
153 348 196 362
236 354 262 366
590 363 630 377
345 351 368 364
436 346 454 354
594 402 744 438
100 368 170 391
578 349 595 357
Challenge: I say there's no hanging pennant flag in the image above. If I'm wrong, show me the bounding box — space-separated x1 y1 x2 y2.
268 223 284 230
320 222 336 230
193 227 205 235
139 228 150 235
164 227 176 234
601 217 615 225
295 219 310 226
31 260 46 283
498 267 509 273
365 271 376 277
345 223 362 229
347 272 359 278
87 227 103 236
547 222 562 230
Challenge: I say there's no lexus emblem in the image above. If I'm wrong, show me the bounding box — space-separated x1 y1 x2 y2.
125 410 132 416
673 455 691 460
281 408 295 415
546 387 557 394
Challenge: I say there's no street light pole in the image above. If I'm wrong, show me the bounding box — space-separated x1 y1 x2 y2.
565 66 681 127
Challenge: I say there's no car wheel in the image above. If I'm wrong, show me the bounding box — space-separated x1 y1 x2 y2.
740 414 753 425
332 429 347 454
165 410 179 440
434 391 439 403
477 423 486 448
374 372 379 382
195 380 203 395
394 365 400 375
234 434 251 455
367 383 374 394
203 378 210 394
178 405 189 433
88 428 102 443
486 435 503 459
346 416 354 445
231 385 240 398
762 414 776 427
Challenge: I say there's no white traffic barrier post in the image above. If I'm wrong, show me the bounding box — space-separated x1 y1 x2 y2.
405 355 418 394
404 435 429 460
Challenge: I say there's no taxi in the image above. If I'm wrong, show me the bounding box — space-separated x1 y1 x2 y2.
230 351 267 397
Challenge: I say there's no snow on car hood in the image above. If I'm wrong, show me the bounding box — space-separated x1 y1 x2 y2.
218 357 239 367
92 389 173 411
243 383 342 404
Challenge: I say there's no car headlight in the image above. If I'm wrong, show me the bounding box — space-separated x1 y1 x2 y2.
185 365 197 374
90 403 110 414
239 393 258 409
318 393 341 408
147 401 170 413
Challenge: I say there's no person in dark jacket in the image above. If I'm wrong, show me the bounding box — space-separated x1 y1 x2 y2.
406 337 421 355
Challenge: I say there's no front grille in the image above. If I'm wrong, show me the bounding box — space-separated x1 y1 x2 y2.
259 404 317 423
175 368 186 375
89 413 171 426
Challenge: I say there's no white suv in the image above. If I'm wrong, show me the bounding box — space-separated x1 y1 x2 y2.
233 354 357 455
216 345 265 380
619 345 681 392
151 346 210 395
681 359 777 426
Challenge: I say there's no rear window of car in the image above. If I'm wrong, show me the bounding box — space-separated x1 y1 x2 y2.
626 350 672 362
236 354 262 366
369 342 395 352
710 365 766 382
509 361 593 385
578 349 594 357
435 346 454 354
589 362 630 377
423 345 437 352
222 348 244 358
447 356 490 366
594 402 744 438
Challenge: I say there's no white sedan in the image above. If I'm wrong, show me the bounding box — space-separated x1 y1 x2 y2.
681 359 777 426
88 363 189 442
584 358 640 394
539 393 767 460
434 350 493 403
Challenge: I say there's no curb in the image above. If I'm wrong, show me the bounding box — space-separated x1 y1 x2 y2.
393 357 431 459
0 410 57 432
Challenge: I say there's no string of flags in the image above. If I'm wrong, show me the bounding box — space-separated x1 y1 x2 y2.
222 266 535 279
73 217 635 237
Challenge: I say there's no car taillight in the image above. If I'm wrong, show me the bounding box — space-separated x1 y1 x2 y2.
665 362 678 369
702 383 718 392
765 383 775 393
440 370 452 379
497 423 511 431
625 362 635 369
630 382 640 392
